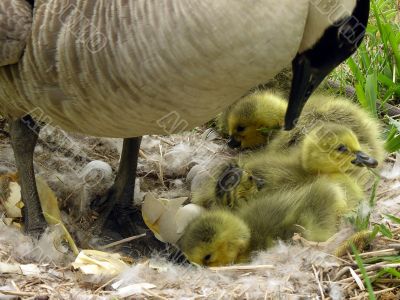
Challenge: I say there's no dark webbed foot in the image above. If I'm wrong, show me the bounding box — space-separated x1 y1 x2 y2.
9 116 47 236
90 184 141 237
90 199 165 256
90 137 147 238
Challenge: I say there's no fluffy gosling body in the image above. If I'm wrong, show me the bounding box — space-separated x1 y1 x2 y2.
180 179 345 266
240 123 378 210
194 123 377 211
218 90 384 167
269 93 385 165
191 162 263 210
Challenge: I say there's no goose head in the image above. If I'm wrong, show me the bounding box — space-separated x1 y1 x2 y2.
285 0 370 129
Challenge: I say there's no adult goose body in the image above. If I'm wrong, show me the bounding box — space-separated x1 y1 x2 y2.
0 0 370 235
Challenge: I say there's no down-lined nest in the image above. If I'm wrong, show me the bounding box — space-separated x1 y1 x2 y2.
0 120 399 299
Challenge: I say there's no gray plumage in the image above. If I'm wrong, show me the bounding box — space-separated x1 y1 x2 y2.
0 0 357 137
0 0 32 67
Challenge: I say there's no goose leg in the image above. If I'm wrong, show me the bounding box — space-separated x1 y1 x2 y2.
9 116 46 237
91 137 143 237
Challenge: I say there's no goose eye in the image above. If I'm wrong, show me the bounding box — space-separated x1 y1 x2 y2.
337 145 348 152
236 125 245 132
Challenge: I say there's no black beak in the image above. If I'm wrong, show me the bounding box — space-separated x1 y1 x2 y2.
227 136 241 148
351 151 378 168
284 53 327 130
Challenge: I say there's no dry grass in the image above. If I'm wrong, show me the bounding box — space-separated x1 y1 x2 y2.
0 121 399 299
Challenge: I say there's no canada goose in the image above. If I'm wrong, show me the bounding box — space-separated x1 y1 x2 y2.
179 179 345 266
1 0 370 236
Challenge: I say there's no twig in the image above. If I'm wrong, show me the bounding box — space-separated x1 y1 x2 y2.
143 288 168 300
312 265 325 300
237 286 251 298
354 262 400 274
158 144 165 187
158 137 175 146
338 269 376 284
100 233 147 250
353 248 398 258
333 267 352 281
209 264 274 272
10 281 20 292
354 262 386 273
349 287 397 300
381 237 400 243
139 149 148 160
375 278 400 284
0 290 37 297
94 277 118 294
387 243 400 249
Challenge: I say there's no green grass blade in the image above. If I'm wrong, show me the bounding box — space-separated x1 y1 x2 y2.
377 223 393 238
383 214 400 224
383 268 400 278
384 118 400 153
347 57 365 84
352 244 376 300
388 29 400 74
364 73 378 116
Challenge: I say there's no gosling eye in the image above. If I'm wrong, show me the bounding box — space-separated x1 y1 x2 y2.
203 254 212 263
248 175 253 181
337 144 348 153
236 125 245 132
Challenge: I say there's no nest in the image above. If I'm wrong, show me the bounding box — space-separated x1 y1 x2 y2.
0 123 399 299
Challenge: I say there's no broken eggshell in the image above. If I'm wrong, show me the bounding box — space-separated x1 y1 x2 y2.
0 173 24 219
141 193 205 244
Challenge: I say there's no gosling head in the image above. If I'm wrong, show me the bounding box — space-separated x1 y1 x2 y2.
301 123 378 174
226 91 287 149
177 211 250 267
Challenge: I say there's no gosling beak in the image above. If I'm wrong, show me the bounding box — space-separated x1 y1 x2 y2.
227 136 241 148
284 53 327 130
351 151 378 168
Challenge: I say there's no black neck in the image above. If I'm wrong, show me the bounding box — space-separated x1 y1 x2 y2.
353 0 370 26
